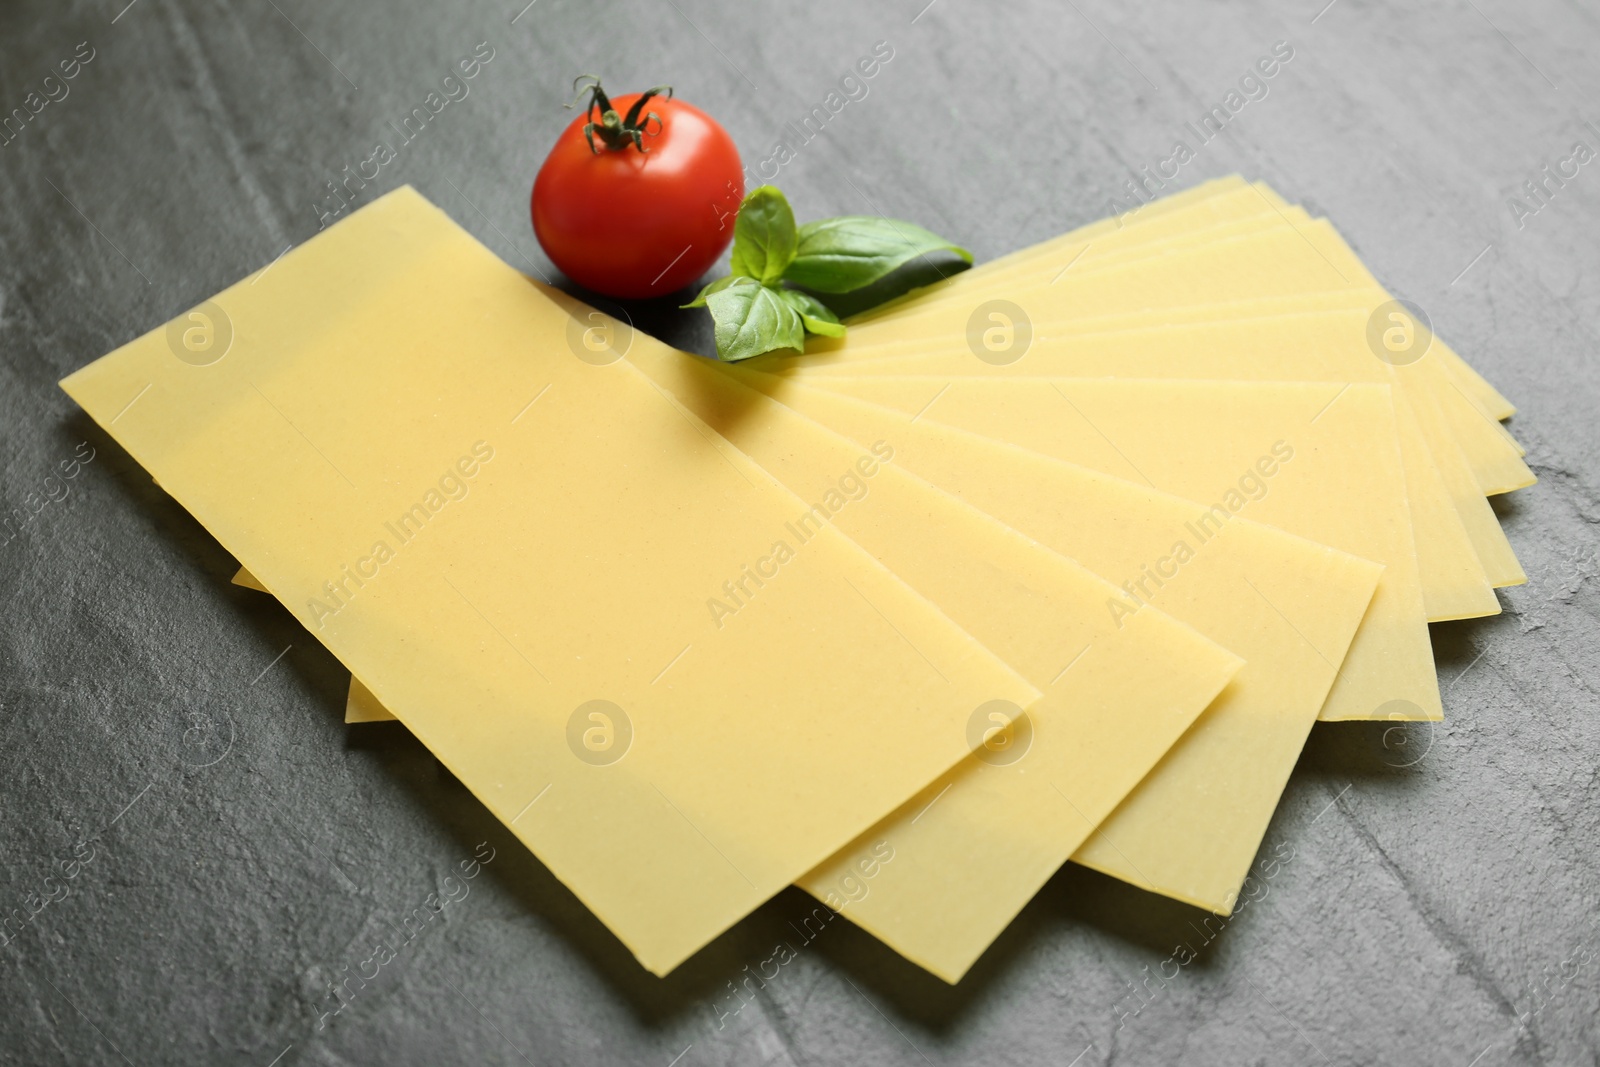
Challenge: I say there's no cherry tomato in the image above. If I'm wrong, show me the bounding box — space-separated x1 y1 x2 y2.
532 80 744 299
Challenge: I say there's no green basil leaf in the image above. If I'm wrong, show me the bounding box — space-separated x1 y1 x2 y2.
706 277 806 361
729 186 798 285
775 289 846 338
681 274 741 309
784 216 973 293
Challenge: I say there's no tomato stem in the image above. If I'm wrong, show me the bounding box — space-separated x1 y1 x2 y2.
566 75 672 154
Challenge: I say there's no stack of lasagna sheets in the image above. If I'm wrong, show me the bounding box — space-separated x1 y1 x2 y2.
61 176 1529 982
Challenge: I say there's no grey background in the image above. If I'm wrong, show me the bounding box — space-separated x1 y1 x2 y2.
2 0 1597 1064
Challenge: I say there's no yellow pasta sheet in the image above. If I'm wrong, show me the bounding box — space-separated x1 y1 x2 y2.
232 566 404 723
60 186 1042 976
345 676 389 724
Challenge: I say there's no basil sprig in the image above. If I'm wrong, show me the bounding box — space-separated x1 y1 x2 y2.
685 186 970 361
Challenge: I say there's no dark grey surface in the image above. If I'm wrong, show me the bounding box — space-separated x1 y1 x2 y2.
3 0 1598 1064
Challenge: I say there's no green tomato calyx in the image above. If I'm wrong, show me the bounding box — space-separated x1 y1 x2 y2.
567 75 672 154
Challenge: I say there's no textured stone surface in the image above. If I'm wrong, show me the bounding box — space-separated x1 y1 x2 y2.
1 0 1597 1064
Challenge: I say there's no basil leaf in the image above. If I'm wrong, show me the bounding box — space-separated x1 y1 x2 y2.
681 274 741 309
729 186 798 285
706 277 806 361
775 289 846 338
784 216 973 293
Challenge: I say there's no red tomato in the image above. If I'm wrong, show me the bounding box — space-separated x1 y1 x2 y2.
531 84 744 299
